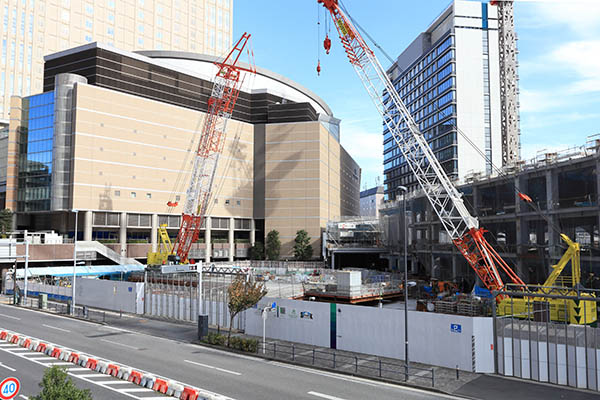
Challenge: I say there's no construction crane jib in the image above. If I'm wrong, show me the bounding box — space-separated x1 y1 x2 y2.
317 0 525 292
173 33 256 262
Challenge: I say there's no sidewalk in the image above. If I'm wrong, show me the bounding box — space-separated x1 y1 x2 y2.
5 295 599 399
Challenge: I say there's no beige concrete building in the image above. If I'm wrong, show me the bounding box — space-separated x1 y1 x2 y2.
0 0 232 122
5 43 360 262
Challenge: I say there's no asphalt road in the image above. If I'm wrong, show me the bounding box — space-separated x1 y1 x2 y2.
0 304 460 400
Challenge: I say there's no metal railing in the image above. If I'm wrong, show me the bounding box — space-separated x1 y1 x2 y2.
261 340 435 387
11 296 108 324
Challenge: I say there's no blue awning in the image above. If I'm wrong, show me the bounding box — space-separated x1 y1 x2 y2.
16 264 145 278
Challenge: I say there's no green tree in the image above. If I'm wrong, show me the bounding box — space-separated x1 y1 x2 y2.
0 209 13 237
265 230 281 261
249 242 265 260
293 229 313 260
31 365 93 400
226 275 267 346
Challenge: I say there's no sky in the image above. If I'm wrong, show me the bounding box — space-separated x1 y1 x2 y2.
234 0 600 190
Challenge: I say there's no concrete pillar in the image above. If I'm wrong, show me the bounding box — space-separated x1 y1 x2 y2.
83 210 93 241
204 216 211 263
151 214 158 253
119 211 127 257
472 184 479 211
546 171 560 260
250 219 256 246
229 217 235 262
452 253 457 281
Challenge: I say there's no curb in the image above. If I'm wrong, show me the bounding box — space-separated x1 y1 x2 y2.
0 327 231 400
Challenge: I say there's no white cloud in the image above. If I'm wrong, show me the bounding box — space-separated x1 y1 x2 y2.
534 1 600 36
550 40 600 94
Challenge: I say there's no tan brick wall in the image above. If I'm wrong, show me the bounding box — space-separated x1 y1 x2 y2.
71 83 253 219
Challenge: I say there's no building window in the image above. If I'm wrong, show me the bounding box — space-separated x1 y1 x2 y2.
85 4 94 15
131 192 136 198
115 190 120 196
85 35 92 42
137 24 143 33
175 195 180 201
137 37 143 45
225 199 230 205
236 200 241 206
85 19 93 29
108 13 114 23
107 27 114 35
146 193 151 199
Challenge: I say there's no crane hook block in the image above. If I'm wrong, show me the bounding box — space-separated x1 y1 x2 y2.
316 60 321 76
517 192 532 203
324 35 331 54
167 201 179 207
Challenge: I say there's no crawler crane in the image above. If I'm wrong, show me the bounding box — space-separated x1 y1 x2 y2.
316 0 595 323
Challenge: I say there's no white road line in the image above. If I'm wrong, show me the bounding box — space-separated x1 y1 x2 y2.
0 343 15 347
0 313 20 320
308 392 347 400
100 381 132 385
72 373 111 378
28 357 55 361
68 367 92 371
19 395 29 399
118 388 155 392
7 348 31 352
48 362 75 366
100 338 141 350
0 362 16 372
42 324 71 333
184 359 242 376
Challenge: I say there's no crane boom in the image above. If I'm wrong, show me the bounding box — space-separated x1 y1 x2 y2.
173 33 255 262
318 0 525 292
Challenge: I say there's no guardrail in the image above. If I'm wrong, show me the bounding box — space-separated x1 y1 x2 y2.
261 340 435 387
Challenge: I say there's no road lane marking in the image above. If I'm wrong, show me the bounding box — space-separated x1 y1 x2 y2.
19 396 28 399
0 343 15 347
0 362 16 372
184 359 242 376
68 367 91 371
42 324 71 333
71 373 111 378
48 362 75 366
28 357 55 361
308 392 347 400
119 388 155 392
100 381 132 385
0 313 20 320
6 348 31 352
100 338 141 350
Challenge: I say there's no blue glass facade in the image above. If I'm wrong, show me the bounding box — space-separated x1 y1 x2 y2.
383 35 457 201
17 91 54 212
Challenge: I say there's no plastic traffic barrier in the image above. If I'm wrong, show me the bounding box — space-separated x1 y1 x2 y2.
10 334 19 344
28 340 39 351
37 342 48 352
51 347 62 358
167 381 184 397
117 367 130 380
153 378 168 393
96 360 108 373
22 338 31 348
68 352 80 364
128 370 143 385
106 364 120 377
140 374 155 389
181 387 199 400
0 331 7 340
85 358 98 370
78 355 89 367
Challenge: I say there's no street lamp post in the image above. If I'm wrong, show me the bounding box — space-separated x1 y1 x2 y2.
72 210 78 316
398 186 409 373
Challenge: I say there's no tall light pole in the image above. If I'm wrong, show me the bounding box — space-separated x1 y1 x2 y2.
72 210 78 315
398 186 409 371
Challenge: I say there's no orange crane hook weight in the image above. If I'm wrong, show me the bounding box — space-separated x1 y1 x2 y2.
324 34 331 54
316 60 321 76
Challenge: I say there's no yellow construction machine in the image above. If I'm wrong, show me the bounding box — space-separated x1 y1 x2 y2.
497 234 597 324
146 224 178 266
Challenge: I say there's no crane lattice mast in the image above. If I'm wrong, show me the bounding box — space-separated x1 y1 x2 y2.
173 33 255 262
317 0 525 292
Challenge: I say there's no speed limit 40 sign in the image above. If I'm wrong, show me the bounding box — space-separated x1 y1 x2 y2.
0 377 20 400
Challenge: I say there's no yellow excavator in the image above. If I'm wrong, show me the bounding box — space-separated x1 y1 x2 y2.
497 234 596 324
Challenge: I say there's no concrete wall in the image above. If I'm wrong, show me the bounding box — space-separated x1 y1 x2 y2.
245 296 494 372
75 278 144 314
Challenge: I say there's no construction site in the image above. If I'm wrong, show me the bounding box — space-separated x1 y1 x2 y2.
0 0 599 396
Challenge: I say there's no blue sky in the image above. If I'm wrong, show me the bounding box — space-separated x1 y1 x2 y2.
234 0 600 190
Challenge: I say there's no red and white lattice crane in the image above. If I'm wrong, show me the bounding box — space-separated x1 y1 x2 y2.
317 0 525 292
172 33 256 262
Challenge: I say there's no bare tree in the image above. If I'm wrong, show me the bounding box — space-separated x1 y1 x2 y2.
226 275 267 346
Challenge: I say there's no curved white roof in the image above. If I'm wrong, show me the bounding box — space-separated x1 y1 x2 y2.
137 51 333 117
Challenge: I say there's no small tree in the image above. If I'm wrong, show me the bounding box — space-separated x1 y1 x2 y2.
31 365 93 400
249 242 265 260
265 230 281 261
293 229 313 260
0 209 13 237
227 276 267 346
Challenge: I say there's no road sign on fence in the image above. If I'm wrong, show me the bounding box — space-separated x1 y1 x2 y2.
450 323 462 333
0 377 20 400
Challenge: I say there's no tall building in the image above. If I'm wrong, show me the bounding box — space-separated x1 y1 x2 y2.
0 0 233 123
5 43 360 261
359 185 384 218
384 0 515 201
